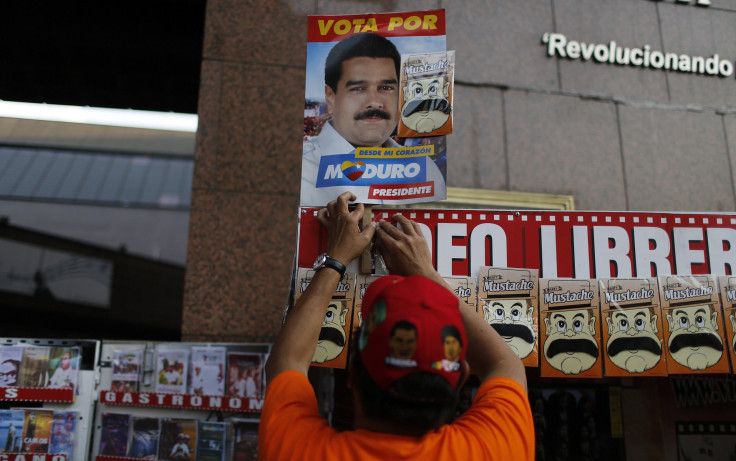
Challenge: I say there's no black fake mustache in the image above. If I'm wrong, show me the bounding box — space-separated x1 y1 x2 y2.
355 109 391 121
403 98 451 117
669 332 723 354
318 326 345 347
546 338 599 358
490 323 535 344
608 336 662 357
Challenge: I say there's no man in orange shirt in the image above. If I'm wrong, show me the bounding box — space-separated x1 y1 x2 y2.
260 192 534 460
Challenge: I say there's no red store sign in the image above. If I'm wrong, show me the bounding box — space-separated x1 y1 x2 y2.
0 387 73 402
99 391 264 412
298 208 736 277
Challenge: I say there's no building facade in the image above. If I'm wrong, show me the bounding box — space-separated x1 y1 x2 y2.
183 1 736 459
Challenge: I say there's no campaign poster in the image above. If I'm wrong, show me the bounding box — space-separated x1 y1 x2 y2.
658 275 730 374
294 268 356 369
300 10 450 206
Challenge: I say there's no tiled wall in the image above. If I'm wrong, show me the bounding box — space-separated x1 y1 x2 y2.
183 0 736 342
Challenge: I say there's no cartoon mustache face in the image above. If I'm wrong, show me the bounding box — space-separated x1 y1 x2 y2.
402 98 451 118
669 332 723 354
490 323 535 344
546 338 599 358
318 326 346 347
607 336 662 357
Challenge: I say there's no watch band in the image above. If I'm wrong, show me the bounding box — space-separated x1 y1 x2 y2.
314 253 347 278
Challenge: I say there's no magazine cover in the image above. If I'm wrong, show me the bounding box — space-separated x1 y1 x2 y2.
159 418 197 461
658 275 729 374
294 268 357 369
231 419 259 461
128 416 160 460
18 346 50 388
397 50 454 137
478 267 539 367
0 410 24 453
718 275 736 370
189 346 226 396
48 411 77 460
20 408 53 453
156 348 189 394
226 353 263 399
539 278 603 378
111 348 144 392
300 9 449 206
99 412 130 456
196 421 226 461
46 347 80 392
599 278 667 377
0 346 23 387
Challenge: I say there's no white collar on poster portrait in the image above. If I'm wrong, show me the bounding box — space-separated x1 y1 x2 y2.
318 120 400 155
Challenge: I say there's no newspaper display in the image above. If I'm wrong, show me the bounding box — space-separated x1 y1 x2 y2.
300 10 450 206
477 267 539 368
48 411 77 460
155 347 189 394
658 275 730 374
599 278 668 377
226 353 263 399
718 275 736 370
539 278 603 378
294 268 357 369
189 346 226 396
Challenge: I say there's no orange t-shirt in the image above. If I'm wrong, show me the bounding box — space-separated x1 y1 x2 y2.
259 370 534 461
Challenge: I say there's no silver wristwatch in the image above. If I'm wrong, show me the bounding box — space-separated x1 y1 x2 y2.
313 253 346 277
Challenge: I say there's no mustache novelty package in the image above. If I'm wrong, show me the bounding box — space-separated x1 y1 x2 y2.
292 267 734 377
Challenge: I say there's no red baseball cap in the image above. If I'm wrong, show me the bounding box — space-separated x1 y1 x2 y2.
358 275 467 393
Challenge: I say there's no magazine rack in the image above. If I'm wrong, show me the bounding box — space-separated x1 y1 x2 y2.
0 338 100 461
92 341 269 461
